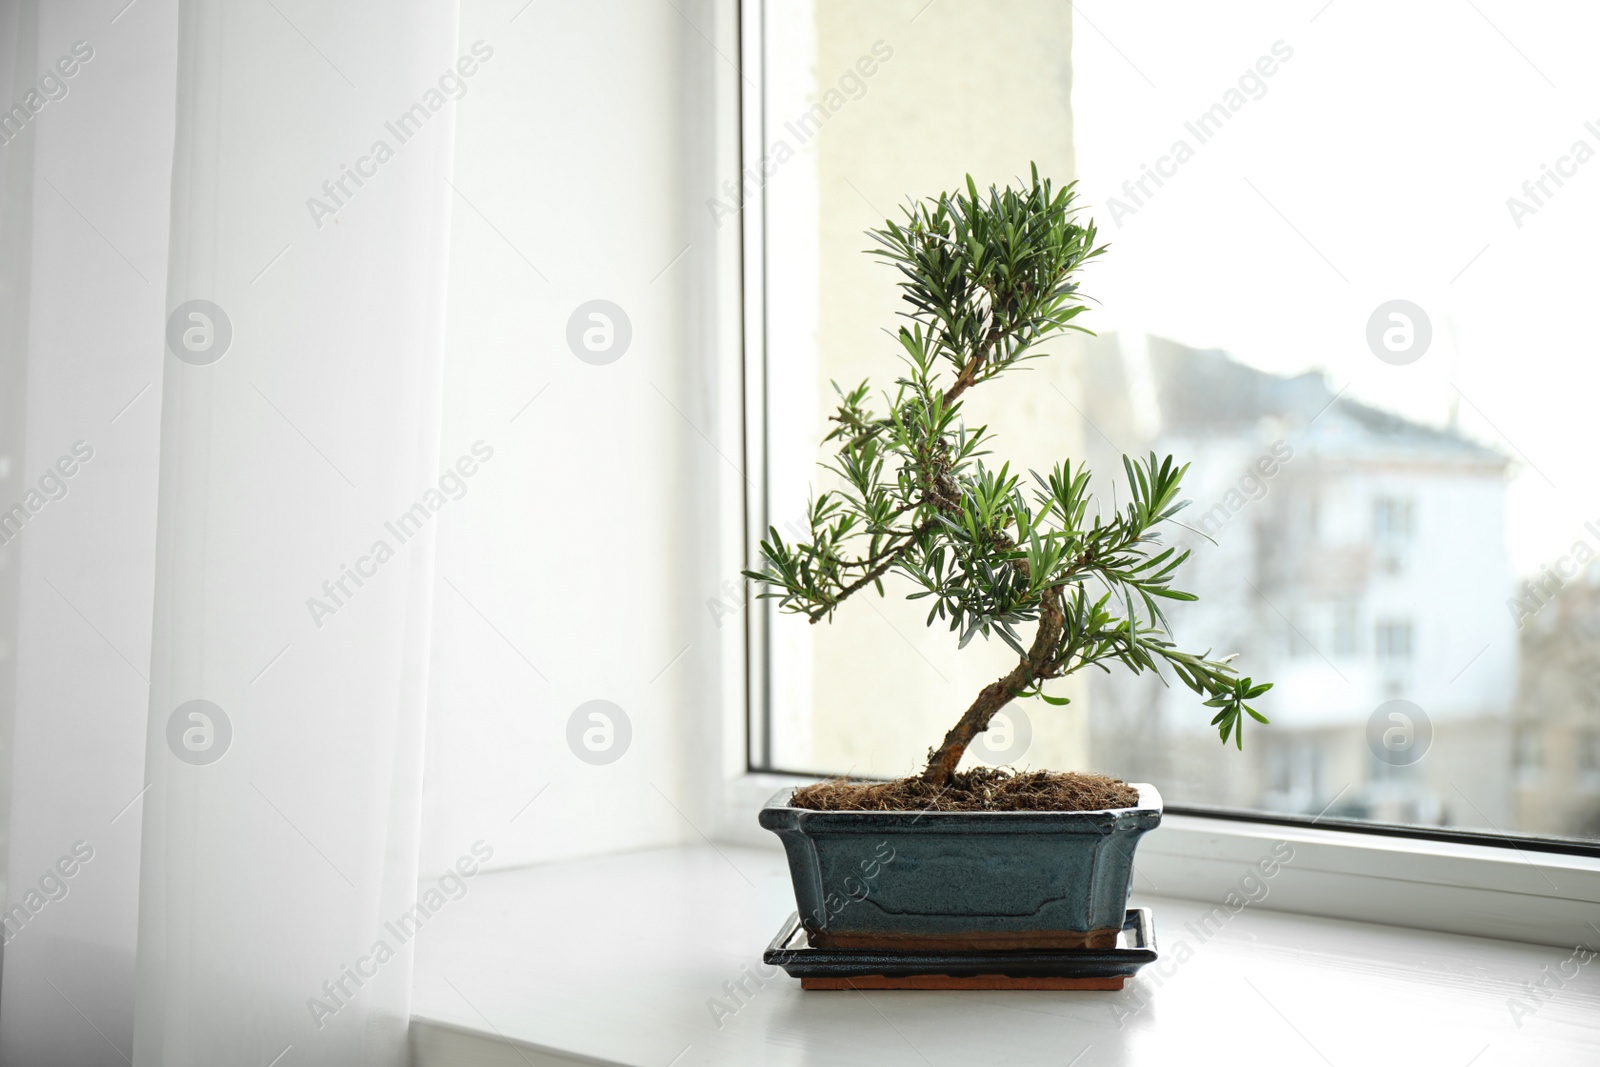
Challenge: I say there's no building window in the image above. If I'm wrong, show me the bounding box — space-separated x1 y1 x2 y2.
1374 497 1415 542
1579 728 1600 793
1288 608 1316 659
1375 620 1413 660
1333 602 1360 657
1373 497 1414 574
1515 729 1545 788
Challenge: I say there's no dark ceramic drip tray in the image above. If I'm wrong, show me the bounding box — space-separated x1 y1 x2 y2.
765 908 1158 990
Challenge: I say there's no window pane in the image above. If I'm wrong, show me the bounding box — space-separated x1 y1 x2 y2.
757 0 1600 841
761 0 1087 778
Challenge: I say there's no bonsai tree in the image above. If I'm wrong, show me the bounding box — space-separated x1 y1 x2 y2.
747 165 1270 794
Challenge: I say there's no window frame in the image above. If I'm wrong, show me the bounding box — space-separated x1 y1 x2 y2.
722 0 1600 947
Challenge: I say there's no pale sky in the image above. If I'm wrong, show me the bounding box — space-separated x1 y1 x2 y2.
1071 0 1600 574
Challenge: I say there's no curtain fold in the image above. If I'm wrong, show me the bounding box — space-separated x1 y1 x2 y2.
0 2 468 1061
131 2 458 1064
0 2 175 1064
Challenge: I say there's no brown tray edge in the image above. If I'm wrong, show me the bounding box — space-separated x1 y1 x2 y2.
801 974 1125 991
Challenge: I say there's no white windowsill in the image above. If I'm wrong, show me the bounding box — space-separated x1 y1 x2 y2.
408 843 1600 1067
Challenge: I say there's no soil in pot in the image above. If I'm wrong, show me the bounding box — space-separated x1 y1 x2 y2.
788 767 1139 813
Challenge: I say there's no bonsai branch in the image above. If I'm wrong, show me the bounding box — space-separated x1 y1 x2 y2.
805 549 905 624
802 519 941 623
941 317 1012 407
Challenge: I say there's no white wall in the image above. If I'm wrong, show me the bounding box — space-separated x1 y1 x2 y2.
418 0 744 874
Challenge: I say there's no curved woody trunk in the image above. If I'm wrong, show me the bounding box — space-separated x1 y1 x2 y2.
921 585 1065 787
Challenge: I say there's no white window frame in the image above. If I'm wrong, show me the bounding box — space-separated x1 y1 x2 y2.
710 0 1600 950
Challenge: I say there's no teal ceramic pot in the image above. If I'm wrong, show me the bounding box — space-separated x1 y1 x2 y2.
759 784 1161 949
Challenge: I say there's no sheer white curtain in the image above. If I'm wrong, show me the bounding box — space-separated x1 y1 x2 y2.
0 1 173 1064
135 1 459 1064
0 0 460 1064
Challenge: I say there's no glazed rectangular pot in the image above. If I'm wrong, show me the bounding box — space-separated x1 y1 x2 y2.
759 783 1161 950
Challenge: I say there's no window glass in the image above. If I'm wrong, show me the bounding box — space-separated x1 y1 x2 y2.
755 0 1600 841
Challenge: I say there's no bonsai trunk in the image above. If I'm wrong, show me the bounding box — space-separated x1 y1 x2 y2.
921 586 1065 788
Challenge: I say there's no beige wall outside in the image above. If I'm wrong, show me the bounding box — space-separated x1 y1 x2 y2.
778 0 1093 778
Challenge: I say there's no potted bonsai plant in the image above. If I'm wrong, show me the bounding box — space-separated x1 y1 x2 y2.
751 166 1271 961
